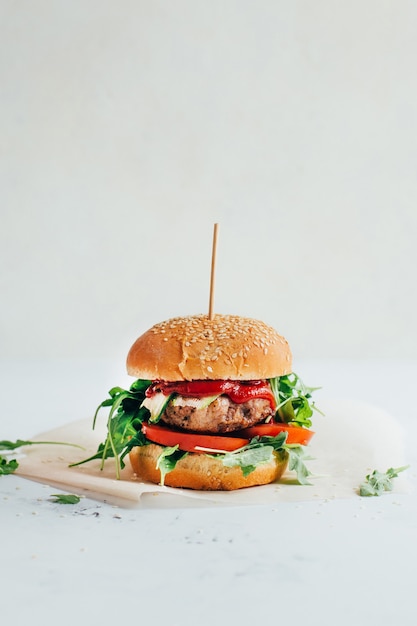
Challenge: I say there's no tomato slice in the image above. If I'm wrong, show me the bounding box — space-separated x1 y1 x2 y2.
235 423 314 446
142 422 249 454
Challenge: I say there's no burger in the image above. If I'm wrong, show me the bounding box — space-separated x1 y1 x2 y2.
76 314 318 490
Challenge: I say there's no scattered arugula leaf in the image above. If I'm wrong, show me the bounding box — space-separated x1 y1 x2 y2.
269 373 322 428
0 455 19 475
49 494 82 504
0 439 84 451
0 440 84 477
359 466 409 497
0 439 33 451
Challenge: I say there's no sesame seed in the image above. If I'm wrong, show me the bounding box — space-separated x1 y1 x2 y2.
147 314 288 367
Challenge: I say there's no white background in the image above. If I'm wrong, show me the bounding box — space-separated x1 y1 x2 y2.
1 1 417 362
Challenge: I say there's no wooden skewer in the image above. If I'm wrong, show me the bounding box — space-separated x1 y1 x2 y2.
208 223 219 320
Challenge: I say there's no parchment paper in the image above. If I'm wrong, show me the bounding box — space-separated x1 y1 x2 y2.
15 397 410 507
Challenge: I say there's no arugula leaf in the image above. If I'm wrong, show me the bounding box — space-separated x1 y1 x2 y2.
0 440 84 477
221 433 313 485
156 445 188 486
104 407 138 466
0 455 19 475
120 429 148 465
257 432 288 451
76 379 152 478
359 466 409 497
0 439 33 451
49 494 82 504
286 445 313 485
269 373 322 428
0 439 84 451
222 432 286 477
223 445 277 477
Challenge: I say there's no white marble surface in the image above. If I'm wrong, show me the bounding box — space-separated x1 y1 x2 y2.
1 358 417 626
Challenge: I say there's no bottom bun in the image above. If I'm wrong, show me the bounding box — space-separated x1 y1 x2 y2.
129 444 289 491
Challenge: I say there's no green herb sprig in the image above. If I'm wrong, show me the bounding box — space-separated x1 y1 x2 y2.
0 439 84 477
0 439 84 452
359 466 409 497
0 456 19 475
49 494 82 504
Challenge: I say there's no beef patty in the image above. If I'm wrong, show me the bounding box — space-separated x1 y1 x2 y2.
161 395 273 433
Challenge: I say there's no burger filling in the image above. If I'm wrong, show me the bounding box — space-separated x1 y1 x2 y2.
162 396 273 433
141 379 277 432
74 373 319 485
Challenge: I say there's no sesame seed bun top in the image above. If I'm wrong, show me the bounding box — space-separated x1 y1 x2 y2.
126 314 292 381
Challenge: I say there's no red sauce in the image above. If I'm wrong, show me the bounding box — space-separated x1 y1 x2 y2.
146 379 276 410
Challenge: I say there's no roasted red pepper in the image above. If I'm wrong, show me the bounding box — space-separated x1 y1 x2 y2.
145 379 276 409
